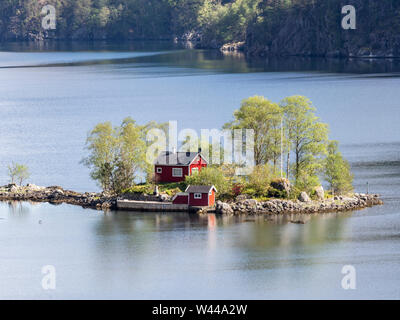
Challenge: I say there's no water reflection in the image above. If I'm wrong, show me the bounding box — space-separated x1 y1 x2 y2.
0 198 398 299
86 209 352 297
92 210 349 253
133 50 400 75
2 40 400 76
6 200 39 216
0 40 185 53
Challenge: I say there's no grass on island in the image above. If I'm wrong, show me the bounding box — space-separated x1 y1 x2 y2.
122 178 289 202
123 182 186 197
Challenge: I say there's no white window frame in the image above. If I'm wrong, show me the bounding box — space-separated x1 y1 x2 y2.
156 167 162 174
194 193 202 199
172 167 183 177
191 167 199 175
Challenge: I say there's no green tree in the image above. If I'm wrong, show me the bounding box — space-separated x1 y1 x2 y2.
83 117 147 194
246 164 274 196
324 141 354 195
224 95 283 166
8 163 30 186
72 0 93 37
184 166 232 197
293 154 322 194
281 95 328 184
142 120 169 182
198 0 260 45
168 0 204 35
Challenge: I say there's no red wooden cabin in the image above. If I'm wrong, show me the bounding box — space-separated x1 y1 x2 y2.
154 149 207 183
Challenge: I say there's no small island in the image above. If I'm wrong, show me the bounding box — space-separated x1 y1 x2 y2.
0 182 382 216
0 95 383 215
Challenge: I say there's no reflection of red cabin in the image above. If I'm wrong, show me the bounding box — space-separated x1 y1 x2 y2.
154 149 207 183
172 185 217 207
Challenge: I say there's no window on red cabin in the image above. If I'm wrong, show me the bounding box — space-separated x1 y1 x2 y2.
194 193 202 199
191 167 199 175
156 167 162 173
172 168 183 177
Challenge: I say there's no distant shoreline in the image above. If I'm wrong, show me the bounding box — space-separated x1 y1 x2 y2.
2 39 400 60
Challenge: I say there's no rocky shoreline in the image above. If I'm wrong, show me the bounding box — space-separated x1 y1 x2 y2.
218 41 400 59
0 183 383 215
214 193 383 215
0 184 117 210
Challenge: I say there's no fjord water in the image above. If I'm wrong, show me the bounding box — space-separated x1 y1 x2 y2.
0 42 399 299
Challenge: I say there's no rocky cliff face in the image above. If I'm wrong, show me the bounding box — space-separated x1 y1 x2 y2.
245 1 400 58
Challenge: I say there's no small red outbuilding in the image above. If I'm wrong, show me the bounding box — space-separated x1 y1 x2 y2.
172 185 217 207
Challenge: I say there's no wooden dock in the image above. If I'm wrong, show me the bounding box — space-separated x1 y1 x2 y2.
117 199 189 212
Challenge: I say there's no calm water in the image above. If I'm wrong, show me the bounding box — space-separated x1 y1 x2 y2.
0 42 399 299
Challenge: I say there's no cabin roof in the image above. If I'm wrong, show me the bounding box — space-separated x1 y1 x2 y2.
155 151 204 165
185 185 217 193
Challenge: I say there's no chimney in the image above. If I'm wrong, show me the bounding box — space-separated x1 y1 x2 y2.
198 147 202 153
